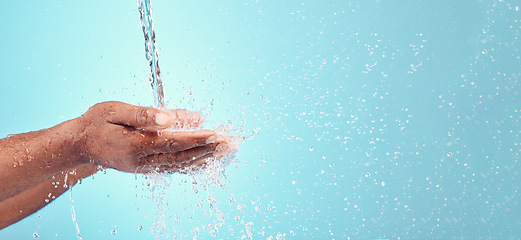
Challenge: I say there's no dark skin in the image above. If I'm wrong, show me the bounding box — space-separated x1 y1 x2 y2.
0 101 233 229
0 165 99 229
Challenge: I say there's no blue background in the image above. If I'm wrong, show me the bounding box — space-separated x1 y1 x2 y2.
1 0 520 239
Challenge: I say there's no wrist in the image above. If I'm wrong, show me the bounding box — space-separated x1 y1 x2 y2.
65 117 91 166
45 117 89 169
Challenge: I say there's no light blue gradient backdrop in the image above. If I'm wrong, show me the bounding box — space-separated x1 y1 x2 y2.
1 0 520 239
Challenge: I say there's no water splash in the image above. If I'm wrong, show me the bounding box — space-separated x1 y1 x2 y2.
70 189 82 240
188 124 243 191
138 0 165 109
147 172 169 235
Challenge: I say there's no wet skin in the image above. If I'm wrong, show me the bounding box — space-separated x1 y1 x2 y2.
0 101 233 229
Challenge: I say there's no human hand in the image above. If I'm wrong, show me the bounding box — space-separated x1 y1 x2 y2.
76 101 231 173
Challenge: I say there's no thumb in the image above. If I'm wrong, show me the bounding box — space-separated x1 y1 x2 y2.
101 101 172 131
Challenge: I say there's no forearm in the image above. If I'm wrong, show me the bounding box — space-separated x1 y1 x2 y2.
0 165 99 230
0 118 87 201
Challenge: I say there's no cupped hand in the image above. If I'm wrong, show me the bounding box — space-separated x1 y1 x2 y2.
76 101 230 173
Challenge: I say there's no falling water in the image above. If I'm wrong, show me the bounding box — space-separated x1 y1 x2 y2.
138 0 165 109
135 2 244 237
70 190 82 240
138 0 168 235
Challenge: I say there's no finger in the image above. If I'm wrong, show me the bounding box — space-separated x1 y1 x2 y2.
185 155 214 172
191 144 232 169
148 141 231 174
179 141 233 172
147 130 227 154
154 152 214 174
142 144 219 167
167 109 203 129
102 101 172 132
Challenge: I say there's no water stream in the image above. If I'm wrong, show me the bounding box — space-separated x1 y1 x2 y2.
136 1 242 237
138 0 165 109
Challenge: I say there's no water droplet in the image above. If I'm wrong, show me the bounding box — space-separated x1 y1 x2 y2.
33 233 39 238
447 152 453 157
291 180 297 185
309 147 313 151
138 225 143 231
381 181 386 187
111 229 117 235
228 194 235 204
482 49 487 54
365 172 371 177
237 204 246 213
235 216 240 221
